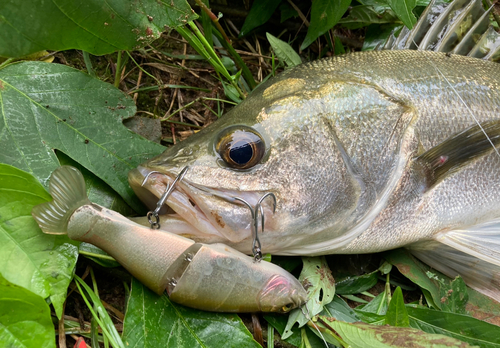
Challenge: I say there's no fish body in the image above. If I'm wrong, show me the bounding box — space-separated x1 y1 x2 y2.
32 166 307 313
129 50 500 298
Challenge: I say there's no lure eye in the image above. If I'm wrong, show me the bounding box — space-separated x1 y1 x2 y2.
215 126 266 170
281 303 294 313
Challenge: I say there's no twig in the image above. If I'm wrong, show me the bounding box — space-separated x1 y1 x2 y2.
58 300 67 348
133 67 143 103
287 0 309 26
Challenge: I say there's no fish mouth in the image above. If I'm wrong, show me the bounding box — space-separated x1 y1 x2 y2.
128 166 273 244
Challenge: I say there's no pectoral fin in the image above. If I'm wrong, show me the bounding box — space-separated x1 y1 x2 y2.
409 218 500 302
415 120 500 189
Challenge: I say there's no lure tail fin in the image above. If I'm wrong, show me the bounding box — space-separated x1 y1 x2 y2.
31 166 91 235
409 219 500 302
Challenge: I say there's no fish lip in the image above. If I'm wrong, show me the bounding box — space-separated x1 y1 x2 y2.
128 166 210 230
129 166 257 239
129 166 277 243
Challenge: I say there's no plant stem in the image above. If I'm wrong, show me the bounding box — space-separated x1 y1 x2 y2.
114 51 122 88
82 51 96 77
194 0 231 43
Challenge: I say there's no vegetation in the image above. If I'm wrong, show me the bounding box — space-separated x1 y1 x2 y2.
1 0 500 347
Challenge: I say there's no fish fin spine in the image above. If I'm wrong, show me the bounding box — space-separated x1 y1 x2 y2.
31 166 90 234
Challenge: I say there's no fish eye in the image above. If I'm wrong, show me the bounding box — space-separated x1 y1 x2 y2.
215 126 266 170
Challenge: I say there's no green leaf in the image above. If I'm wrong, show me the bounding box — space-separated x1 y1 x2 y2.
357 291 388 316
387 0 417 29
301 0 352 50
321 296 360 322
466 289 500 326
335 269 378 295
426 273 468 314
362 24 402 51
0 273 55 348
240 0 282 37
385 287 410 327
315 318 474 348
0 0 197 58
282 256 335 339
338 5 399 29
266 33 302 67
122 278 261 347
384 249 442 309
0 164 78 318
407 306 500 348
0 61 164 212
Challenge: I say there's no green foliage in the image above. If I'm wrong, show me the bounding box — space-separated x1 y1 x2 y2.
301 0 352 50
266 33 302 67
0 273 56 348
387 0 418 29
0 61 164 213
122 278 261 347
75 275 125 348
282 256 335 339
316 318 475 348
385 287 410 327
0 0 196 58
240 0 283 37
0 164 78 319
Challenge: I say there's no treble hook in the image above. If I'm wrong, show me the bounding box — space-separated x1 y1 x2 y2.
141 166 189 229
235 192 276 262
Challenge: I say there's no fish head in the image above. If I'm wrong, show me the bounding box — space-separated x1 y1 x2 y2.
129 74 373 252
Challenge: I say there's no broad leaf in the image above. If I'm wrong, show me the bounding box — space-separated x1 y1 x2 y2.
301 0 351 50
122 278 261 348
282 256 335 339
320 296 360 322
426 273 468 314
385 287 409 327
339 5 400 29
266 33 302 67
407 306 500 348
0 164 78 318
387 0 417 29
240 0 282 37
0 0 197 58
467 289 500 326
335 269 379 295
362 24 402 51
315 318 473 347
0 273 55 348
0 61 165 212
358 291 389 316
385 249 442 309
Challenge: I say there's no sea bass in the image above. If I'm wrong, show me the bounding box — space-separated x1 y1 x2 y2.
128 50 500 299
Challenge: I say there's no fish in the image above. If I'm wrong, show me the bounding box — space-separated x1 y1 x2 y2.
127 48 500 300
31 166 307 312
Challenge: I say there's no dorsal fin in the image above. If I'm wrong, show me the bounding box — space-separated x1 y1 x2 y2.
415 121 500 189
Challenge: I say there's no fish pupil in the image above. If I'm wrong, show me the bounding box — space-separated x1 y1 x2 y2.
229 141 253 165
